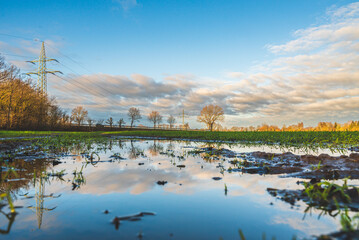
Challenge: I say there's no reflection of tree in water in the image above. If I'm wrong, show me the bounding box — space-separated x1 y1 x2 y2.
118 140 125 149
1 158 63 230
128 140 142 159
0 157 56 232
108 140 113 151
166 140 174 152
0 159 50 193
148 140 164 157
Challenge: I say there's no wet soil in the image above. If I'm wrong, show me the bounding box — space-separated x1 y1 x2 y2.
188 146 359 180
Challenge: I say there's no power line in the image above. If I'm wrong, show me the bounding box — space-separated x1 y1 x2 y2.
43 43 131 108
55 62 113 98
53 75 102 98
0 32 117 98
0 32 124 112
52 72 111 99
0 32 37 41
52 74 129 117
0 53 36 58
44 43 119 98
51 60 125 101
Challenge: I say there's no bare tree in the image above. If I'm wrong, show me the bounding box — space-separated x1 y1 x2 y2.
167 115 176 129
61 112 70 126
128 107 141 128
148 111 163 128
197 105 224 131
106 117 114 129
71 106 88 126
87 118 95 128
117 118 125 128
48 105 63 129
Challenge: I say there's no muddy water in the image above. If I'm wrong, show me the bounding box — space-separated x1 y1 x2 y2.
0 139 357 239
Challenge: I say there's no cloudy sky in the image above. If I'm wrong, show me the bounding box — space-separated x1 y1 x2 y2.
1 0 359 128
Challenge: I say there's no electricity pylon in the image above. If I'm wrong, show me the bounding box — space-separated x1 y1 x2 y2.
26 41 62 94
179 109 189 129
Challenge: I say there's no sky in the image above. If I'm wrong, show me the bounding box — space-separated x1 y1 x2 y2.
0 0 359 128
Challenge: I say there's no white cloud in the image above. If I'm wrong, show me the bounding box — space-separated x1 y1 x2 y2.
225 71 244 79
267 2 359 54
4 2 359 128
114 0 138 11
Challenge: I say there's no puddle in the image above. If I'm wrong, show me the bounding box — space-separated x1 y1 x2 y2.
0 138 358 239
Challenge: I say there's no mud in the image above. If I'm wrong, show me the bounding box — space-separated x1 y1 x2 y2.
193 147 359 179
267 184 359 211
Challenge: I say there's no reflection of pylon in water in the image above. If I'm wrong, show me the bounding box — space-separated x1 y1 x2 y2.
28 176 57 229
35 177 45 228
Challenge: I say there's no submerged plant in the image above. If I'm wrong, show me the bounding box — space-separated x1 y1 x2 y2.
302 178 354 206
0 191 15 213
311 161 322 171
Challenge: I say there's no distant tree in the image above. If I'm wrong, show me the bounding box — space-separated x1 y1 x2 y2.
197 105 224 131
148 111 163 128
184 122 190 130
48 105 63 129
167 115 176 129
128 107 141 128
87 118 95 128
106 117 114 129
117 118 125 128
61 112 71 126
97 119 104 125
71 106 88 126
213 123 224 131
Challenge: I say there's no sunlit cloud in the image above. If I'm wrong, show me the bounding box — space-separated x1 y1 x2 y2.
2 2 359 128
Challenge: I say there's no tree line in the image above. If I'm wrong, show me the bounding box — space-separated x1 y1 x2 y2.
0 56 70 130
0 57 185 131
230 121 359 132
0 56 226 131
4 55 355 132
70 106 179 129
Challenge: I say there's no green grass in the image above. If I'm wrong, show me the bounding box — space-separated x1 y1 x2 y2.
2 130 359 147
0 130 104 138
0 130 57 138
106 130 359 146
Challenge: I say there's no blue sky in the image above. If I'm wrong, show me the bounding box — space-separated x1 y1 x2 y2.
1 0 359 128
1 0 350 77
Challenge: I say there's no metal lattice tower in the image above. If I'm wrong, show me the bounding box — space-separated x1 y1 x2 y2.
179 109 189 129
26 41 62 94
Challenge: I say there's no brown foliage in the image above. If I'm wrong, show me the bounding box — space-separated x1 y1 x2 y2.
148 111 163 128
197 105 224 131
0 56 69 130
71 106 88 126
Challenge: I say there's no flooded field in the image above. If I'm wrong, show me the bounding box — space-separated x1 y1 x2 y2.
1 136 359 239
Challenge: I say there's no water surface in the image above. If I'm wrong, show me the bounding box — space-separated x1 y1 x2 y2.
0 138 354 239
